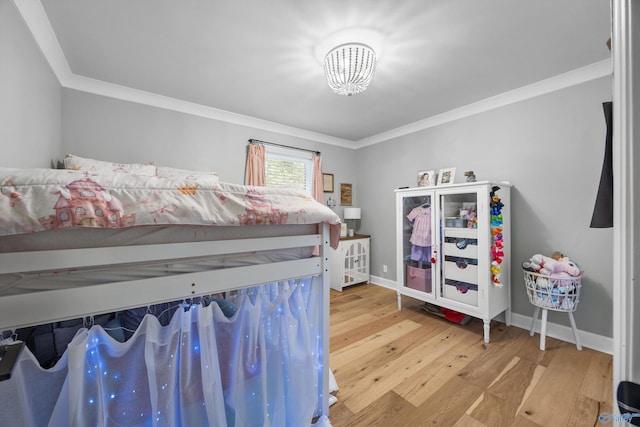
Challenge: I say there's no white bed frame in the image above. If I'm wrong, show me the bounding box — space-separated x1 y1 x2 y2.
0 223 332 417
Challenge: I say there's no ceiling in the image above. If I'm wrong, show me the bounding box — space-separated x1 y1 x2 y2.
23 0 611 147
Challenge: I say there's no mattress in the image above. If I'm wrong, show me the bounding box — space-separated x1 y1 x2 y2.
0 167 340 244
0 167 340 298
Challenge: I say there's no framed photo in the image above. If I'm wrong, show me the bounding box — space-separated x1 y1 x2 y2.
340 183 352 205
417 170 436 187
323 173 334 193
437 167 456 185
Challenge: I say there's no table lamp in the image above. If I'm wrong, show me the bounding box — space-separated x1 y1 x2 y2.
343 207 361 237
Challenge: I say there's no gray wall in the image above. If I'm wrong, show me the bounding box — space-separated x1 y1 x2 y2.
0 0 61 168
61 89 358 217
357 76 614 338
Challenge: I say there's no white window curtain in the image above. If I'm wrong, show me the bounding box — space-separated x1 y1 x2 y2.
0 278 326 427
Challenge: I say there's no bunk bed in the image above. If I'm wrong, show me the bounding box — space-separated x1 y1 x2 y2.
0 164 340 426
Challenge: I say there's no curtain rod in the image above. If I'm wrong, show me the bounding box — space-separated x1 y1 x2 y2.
248 139 320 155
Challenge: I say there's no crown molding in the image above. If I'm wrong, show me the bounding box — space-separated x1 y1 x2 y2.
12 0 355 149
13 0 72 85
15 0 612 151
354 59 612 148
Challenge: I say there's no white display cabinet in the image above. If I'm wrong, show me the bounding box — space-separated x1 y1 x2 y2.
395 182 511 343
330 235 370 292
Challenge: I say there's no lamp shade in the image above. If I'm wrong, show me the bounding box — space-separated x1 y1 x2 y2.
343 207 361 220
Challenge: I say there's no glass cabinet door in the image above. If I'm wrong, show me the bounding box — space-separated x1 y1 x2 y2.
439 191 480 308
400 192 434 297
342 239 368 286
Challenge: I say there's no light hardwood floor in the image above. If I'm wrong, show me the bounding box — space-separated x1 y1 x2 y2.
327 284 613 427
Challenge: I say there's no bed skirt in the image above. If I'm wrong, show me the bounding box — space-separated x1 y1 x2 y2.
0 278 326 427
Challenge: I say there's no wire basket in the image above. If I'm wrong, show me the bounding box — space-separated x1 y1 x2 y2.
523 269 582 312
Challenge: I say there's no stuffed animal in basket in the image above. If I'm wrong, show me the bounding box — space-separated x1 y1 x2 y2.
527 252 581 277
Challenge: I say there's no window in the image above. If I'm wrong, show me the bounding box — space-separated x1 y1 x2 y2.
265 147 313 196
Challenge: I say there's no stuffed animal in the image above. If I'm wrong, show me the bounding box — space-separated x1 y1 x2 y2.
530 253 581 277
466 210 477 228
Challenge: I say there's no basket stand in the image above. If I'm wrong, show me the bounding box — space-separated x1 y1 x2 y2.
523 269 583 351
529 305 582 351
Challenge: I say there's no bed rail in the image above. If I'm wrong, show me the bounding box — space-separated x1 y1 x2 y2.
0 234 322 275
0 229 328 331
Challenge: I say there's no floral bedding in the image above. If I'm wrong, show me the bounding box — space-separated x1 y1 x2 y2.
0 168 341 248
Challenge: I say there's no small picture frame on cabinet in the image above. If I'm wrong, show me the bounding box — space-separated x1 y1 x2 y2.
417 170 436 187
437 167 456 185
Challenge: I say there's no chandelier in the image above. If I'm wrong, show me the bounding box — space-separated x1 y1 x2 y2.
323 42 376 96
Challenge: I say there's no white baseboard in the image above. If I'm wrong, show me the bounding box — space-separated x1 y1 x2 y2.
369 275 397 291
510 312 612 355
369 275 613 355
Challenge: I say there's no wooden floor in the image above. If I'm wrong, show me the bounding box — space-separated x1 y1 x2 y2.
327 284 613 427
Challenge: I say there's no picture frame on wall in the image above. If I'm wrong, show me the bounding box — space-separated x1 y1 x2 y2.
322 173 334 192
417 170 436 187
437 167 456 185
340 183 352 205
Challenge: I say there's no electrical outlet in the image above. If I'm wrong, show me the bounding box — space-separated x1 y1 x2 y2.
383 264 388 273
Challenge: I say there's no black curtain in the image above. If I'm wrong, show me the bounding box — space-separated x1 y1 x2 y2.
590 101 613 228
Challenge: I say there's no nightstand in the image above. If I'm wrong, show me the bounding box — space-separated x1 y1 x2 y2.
329 234 370 292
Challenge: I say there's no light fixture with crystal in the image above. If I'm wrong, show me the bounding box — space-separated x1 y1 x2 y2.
324 42 376 96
